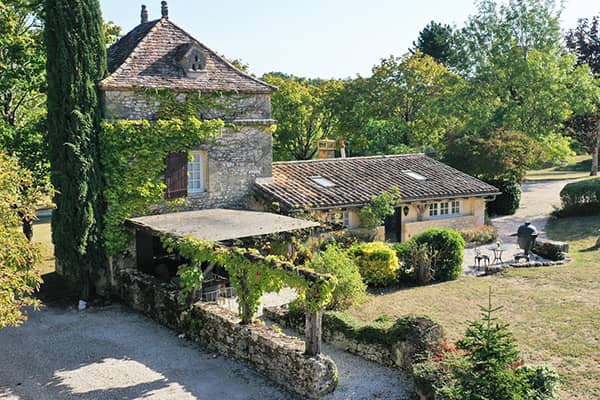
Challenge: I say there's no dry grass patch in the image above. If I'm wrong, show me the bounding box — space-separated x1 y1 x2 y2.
349 215 600 400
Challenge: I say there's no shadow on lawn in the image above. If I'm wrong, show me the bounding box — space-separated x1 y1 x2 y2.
545 215 600 243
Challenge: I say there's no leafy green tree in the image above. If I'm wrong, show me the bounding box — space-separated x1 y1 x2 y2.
263 73 343 160
452 0 597 163
566 15 600 176
103 20 122 46
44 0 109 299
0 0 48 185
0 152 43 328
333 52 461 156
445 129 543 182
412 20 456 66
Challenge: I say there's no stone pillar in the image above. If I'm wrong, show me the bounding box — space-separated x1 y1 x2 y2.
305 310 323 356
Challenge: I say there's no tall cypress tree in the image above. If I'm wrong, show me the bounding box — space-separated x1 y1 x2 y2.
44 0 108 299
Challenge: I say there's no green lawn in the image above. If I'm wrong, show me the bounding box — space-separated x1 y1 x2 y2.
526 154 593 181
32 214 55 275
349 215 600 400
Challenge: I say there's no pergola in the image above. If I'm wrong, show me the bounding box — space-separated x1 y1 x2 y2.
125 209 330 355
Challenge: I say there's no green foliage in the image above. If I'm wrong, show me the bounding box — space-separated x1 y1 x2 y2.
0 152 43 328
358 187 400 228
459 225 499 245
445 129 543 182
262 74 343 161
0 1 49 189
554 178 600 217
100 117 223 255
350 242 399 287
44 0 108 296
437 292 560 400
332 52 461 156
412 20 456 66
161 235 337 322
450 0 597 164
519 365 560 400
409 228 465 282
396 241 437 285
487 180 522 216
307 243 366 311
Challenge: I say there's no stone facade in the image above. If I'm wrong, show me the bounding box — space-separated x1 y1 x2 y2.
102 90 273 122
101 90 274 209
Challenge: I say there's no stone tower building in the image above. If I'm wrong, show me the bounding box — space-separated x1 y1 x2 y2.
100 2 276 209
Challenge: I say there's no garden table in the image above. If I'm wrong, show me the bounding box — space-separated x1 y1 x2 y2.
487 245 508 264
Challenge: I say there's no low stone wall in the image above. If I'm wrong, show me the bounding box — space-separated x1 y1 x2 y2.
264 305 444 371
115 268 337 399
185 303 337 398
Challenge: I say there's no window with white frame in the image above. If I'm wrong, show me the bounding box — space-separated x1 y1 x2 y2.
440 202 449 215
452 200 460 214
188 151 206 194
429 203 438 217
342 210 350 227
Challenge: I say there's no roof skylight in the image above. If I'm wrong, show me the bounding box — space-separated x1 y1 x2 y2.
310 175 336 188
402 170 427 181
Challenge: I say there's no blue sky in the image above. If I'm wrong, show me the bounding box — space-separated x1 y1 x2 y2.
100 0 598 79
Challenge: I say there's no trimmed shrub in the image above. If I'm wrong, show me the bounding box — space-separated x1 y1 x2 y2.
350 242 399 286
553 178 600 217
487 179 522 215
308 244 367 311
459 225 499 245
409 229 465 282
519 365 560 400
394 241 436 284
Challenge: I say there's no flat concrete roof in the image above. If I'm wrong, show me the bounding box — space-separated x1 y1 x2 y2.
127 209 319 242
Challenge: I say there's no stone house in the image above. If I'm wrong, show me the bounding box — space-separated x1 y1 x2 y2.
101 2 276 210
102 3 499 243
254 153 500 242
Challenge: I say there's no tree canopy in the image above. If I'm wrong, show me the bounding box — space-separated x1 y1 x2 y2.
0 152 43 328
44 0 109 298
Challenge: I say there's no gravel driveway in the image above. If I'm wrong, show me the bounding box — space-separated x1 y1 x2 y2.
0 305 412 400
464 179 577 272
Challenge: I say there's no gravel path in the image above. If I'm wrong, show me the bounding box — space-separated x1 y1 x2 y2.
0 305 412 400
463 179 578 272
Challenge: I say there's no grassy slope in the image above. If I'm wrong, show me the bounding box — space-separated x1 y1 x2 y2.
526 154 593 181
349 215 600 400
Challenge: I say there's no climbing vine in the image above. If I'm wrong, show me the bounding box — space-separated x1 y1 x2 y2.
100 89 229 255
161 235 337 323
100 117 223 255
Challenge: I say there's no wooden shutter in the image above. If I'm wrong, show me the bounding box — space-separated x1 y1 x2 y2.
165 152 188 199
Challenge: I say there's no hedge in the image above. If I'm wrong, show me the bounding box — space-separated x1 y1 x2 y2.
350 242 399 287
401 228 465 282
553 178 600 217
486 179 522 215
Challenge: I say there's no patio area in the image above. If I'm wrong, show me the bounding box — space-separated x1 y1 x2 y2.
463 179 578 274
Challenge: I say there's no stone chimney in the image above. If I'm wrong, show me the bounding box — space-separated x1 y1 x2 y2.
318 139 336 159
161 1 169 19
140 5 148 24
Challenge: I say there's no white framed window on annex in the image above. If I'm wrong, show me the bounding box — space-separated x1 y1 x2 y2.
188 150 208 194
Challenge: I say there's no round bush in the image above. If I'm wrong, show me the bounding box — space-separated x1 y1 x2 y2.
486 179 521 215
554 178 600 217
309 244 366 311
411 228 465 281
350 242 399 287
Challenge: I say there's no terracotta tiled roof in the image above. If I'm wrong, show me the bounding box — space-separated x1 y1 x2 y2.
255 154 500 210
101 18 276 93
